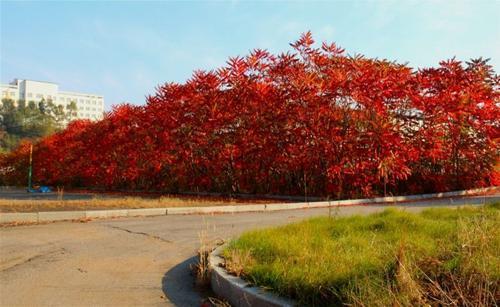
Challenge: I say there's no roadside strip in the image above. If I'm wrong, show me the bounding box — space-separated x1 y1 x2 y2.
0 186 497 224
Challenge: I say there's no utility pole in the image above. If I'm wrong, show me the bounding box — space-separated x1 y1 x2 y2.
27 143 33 191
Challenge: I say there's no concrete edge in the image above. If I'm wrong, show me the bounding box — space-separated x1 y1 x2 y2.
1 186 497 224
127 208 167 217
86 209 129 219
0 212 38 224
209 244 295 307
38 211 86 222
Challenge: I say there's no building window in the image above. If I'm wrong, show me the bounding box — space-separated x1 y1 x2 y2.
36 94 43 98
27 93 33 98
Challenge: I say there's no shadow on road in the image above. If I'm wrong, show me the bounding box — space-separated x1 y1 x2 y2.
162 256 214 306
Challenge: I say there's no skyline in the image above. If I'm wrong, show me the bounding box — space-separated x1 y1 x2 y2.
1 1 499 110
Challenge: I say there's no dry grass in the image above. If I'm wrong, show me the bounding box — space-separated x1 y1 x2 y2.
191 219 224 289
223 249 254 278
205 297 231 307
201 297 231 307
0 195 276 213
191 228 212 288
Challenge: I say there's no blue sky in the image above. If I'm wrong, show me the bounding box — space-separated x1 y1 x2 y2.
1 1 499 110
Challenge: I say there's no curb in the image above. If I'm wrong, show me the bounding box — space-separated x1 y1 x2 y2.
0 186 497 224
209 244 295 307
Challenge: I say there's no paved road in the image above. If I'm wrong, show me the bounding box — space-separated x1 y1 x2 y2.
0 195 498 307
0 188 120 201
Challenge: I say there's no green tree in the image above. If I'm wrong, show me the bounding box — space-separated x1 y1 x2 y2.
0 98 75 152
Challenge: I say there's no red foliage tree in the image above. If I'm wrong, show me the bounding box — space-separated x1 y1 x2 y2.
2 33 498 197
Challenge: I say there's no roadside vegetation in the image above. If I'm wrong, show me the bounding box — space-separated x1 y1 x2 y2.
224 204 500 306
0 195 276 213
1 33 498 197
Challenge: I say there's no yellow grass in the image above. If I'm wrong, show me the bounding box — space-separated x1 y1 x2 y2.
0 196 274 213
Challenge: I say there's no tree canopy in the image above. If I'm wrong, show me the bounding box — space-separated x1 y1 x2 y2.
1 33 498 196
0 98 77 152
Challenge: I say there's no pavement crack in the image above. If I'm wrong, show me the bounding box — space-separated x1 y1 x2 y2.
105 225 173 244
1 248 66 272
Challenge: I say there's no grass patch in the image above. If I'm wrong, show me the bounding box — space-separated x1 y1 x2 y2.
0 195 276 213
224 203 500 306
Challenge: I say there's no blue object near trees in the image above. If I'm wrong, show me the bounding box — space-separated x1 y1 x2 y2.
39 186 52 193
27 186 52 193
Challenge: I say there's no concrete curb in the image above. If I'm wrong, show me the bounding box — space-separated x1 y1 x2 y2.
0 186 497 224
209 244 295 307
85 209 129 219
166 204 267 215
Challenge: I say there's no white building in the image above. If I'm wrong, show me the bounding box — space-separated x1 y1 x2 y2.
1 79 104 121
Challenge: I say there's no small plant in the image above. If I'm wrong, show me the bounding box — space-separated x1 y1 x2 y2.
190 220 224 289
392 243 424 305
57 186 64 201
328 200 340 219
223 249 254 277
191 229 212 288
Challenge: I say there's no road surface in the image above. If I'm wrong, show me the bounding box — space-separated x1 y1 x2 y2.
0 188 120 201
0 195 498 306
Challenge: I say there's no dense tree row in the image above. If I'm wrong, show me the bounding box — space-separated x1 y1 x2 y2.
1 33 499 197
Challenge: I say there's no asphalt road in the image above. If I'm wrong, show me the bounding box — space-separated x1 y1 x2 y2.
0 188 119 201
0 195 498 307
